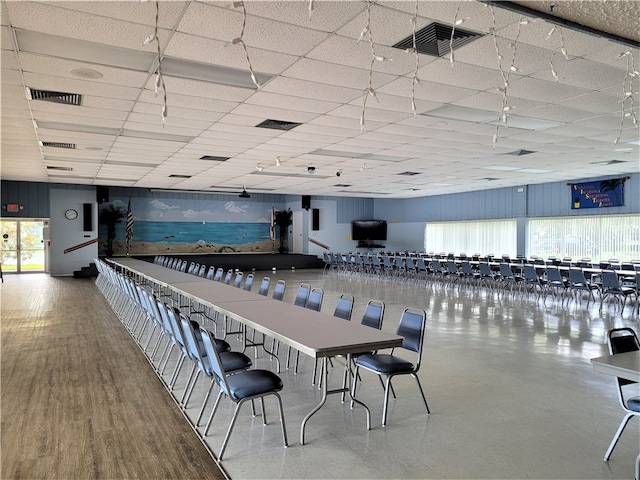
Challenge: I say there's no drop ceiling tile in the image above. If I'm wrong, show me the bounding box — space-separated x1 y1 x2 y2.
177 2 330 56
1 50 18 70
133 102 225 122
18 52 149 88
126 112 214 130
507 76 590 103
30 102 129 121
307 34 420 76
329 104 413 124
1 25 15 50
7 2 171 51
39 1 189 29
245 91 340 115
282 57 398 90
163 32 297 76
416 58 504 91
230 103 320 124
261 76 361 104
308 114 389 132
150 76 254 103
137 90 238 114
121 121 202 138
529 57 626 90
378 77 477 104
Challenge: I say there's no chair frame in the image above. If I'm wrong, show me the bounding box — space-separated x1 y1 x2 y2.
352 307 430 427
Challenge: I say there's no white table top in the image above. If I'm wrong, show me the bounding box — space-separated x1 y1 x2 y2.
110 258 403 360
591 351 640 382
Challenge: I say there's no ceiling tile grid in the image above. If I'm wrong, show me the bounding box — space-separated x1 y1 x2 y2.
1 0 638 197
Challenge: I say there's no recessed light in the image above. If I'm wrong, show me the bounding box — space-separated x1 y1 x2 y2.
69 68 103 80
614 148 633 152
86 146 103 151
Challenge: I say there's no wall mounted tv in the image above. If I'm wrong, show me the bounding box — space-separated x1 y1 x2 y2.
351 220 387 241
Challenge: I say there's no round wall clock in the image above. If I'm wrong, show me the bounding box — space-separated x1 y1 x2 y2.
65 209 78 220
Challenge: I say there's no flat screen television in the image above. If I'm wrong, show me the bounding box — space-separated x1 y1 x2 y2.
351 220 387 241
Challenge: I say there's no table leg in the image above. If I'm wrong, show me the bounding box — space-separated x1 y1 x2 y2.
242 325 281 373
300 357 329 445
345 353 371 431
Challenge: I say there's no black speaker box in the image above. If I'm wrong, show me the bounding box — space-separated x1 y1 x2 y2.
83 203 93 231
312 208 320 231
97 186 109 203
302 195 311 210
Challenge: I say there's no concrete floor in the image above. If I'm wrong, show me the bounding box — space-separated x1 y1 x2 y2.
171 268 639 480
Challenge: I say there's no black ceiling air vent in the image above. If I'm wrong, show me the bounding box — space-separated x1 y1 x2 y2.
506 149 537 156
46 165 73 171
41 142 76 149
392 22 482 57
255 119 301 131
28 88 82 106
199 155 230 162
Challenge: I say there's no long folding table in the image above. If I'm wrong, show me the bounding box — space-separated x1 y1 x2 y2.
110 258 404 444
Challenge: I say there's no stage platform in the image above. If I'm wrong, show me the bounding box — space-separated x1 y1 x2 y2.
110 253 324 272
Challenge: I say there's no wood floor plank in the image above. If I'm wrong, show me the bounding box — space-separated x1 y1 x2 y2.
1 274 226 480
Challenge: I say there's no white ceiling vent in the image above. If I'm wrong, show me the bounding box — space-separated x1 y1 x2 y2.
392 22 482 57
28 88 82 106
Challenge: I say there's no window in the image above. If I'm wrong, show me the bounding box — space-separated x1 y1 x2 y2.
425 220 517 257
527 215 640 262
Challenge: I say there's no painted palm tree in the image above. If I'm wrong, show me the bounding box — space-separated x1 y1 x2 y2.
599 178 624 206
99 204 125 256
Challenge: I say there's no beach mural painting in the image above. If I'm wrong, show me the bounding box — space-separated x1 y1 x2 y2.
98 196 278 255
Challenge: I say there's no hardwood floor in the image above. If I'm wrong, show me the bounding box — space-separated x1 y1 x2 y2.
1 274 226 480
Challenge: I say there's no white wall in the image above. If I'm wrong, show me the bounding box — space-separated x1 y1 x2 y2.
49 189 97 276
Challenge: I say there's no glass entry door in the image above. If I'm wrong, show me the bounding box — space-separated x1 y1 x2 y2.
0 219 47 273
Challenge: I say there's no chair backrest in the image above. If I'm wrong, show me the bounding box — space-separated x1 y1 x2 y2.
569 267 588 286
198 264 207 277
187 262 197 274
396 307 427 370
243 273 254 291
258 276 270 296
294 283 311 307
446 260 458 274
461 261 474 275
233 271 243 288
361 300 385 330
333 294 354 321
608 328 639 387
179 260 188 272
479 263 492 276
223 269 233 285
499 263 514 277
206 266 216 280
546 266 564 284
179 311 207 372
199 327 231 397
305 287 324 312
272 280 286 301
523 264 538 282
602 270 621 290
213 267 224 282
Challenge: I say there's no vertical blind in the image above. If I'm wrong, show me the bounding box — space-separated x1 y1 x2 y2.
424 220 517 257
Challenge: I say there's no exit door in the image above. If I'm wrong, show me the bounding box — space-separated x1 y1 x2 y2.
0 219 47 273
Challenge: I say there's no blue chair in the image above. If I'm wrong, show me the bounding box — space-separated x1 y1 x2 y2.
243 273 254 292
205 266 216 280
353 307 430 427
600 270 634 311
272 280 286 301
233 271 243 288
258 276 270 296
223 269 233 285
213 267 224 282
293 283 311 307
305 287 324 312
568 267 599 304
604 328 640 461
200 328 288 460
333 294 354 321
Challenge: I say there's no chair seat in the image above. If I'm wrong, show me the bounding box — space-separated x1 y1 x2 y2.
219 351 252 373
628 396 640 412
227 370 283 400
356 353 414 374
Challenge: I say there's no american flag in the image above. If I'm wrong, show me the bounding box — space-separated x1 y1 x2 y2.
125 198 134 250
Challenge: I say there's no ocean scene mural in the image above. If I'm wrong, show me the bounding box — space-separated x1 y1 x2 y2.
98 195 278 256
